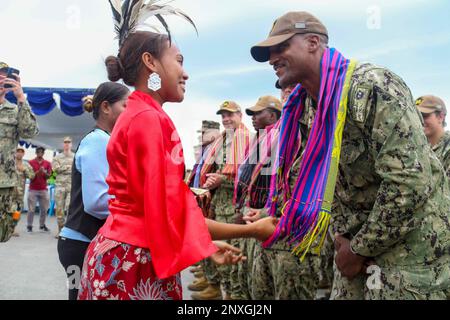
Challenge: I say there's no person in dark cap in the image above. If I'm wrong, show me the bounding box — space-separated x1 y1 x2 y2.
276 80 297 104
187 120 222 299
235 95 314 300
250 11 450 299
416 95 450 179
190 102 251 300
0 62 39 242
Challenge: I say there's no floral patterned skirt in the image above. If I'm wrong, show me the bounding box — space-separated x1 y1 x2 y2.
78 234 182 300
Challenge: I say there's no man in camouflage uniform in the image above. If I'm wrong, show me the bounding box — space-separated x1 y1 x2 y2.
187 120 223 299
251 12 450 300
237 95 317 300
280 80 335 299
232 96 282 300
196 101 250 300
415 95 450 180
52 136 74 237
0 62 39 242
11 147 35 237
244 93 320 300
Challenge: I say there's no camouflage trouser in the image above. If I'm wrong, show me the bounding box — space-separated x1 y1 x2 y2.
55 184 71 229
230 238 257 300
202 257 221 286
230 238 246 299
215 213 235 294
231 207 260 300
316 233 334 299
11 187 25 212
331 255 450 300
0 188 15 243
251 244 320 300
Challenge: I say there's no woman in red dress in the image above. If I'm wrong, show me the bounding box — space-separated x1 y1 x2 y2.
77 5 277 301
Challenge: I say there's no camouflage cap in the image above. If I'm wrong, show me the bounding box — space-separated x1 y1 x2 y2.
415 95 447 115
197 120 220 133
216 101 242 115
251 11 328 62
246 96 282 115
63 136 72 143
0 61 8 71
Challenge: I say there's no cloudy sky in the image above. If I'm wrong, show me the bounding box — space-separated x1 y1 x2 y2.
1 0 450 167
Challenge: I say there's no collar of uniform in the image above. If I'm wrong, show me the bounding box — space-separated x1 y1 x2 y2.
433 131 450 151
0 99 16 109
299 95 316 126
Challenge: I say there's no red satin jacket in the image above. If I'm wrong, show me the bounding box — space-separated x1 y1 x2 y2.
99 90 217 279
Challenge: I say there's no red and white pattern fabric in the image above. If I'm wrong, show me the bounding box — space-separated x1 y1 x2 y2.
78 234 182 300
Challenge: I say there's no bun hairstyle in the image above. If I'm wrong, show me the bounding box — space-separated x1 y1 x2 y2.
105 31 169 87
83 82 130 120
82 95 94 113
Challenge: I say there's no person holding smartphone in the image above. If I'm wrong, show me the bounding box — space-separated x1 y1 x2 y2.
0 61 39 242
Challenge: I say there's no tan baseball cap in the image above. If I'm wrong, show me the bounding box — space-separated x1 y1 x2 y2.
63 136 72 143
415 95 447 115
246 96 282 115
251 11 328 63
16 146 25 152
217 101 242 115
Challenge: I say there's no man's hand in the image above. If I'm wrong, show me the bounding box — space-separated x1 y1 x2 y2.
1 74 25 103
233 210 245 224
38 167 48 177
211 241 246 265
202 173 223 190
0 75 6 96
251 216 278 242
243 209 262 224
334 233 366 280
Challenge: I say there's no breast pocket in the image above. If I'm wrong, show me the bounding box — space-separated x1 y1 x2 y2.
0 114 19 139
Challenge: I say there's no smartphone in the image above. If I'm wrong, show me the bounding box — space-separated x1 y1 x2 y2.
4 68 20 89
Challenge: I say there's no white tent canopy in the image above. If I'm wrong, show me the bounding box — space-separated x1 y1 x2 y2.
22 107 96 152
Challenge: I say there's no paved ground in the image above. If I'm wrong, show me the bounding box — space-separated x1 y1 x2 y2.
0 213 196 300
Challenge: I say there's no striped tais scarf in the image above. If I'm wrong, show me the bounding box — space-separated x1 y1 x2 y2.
200 123 250 186
187 143 214 188
264 48 357 260
233 122 280 209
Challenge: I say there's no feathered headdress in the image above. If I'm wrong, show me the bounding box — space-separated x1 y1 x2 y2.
108 0 198 47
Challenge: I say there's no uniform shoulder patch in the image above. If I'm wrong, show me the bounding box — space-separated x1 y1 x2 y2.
350 86 372 124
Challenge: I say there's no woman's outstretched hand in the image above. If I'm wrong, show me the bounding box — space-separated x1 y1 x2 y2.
211 241 246 265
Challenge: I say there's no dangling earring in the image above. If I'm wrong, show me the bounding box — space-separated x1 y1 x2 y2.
148 72 162 91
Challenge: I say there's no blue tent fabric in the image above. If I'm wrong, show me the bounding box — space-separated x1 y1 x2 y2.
6 87 95 117
18 140 38 148
27 91 56 116
58 91 89 117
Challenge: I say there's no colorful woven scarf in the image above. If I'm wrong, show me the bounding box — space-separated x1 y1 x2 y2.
200 123 250 186
187 143 214 188
264 48 357 260
233 122 280 209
